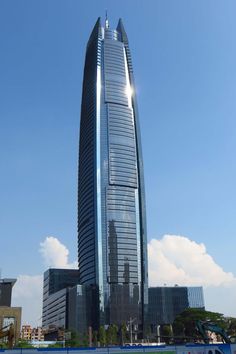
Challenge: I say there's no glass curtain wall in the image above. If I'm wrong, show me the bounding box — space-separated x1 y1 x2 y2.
78 18 148 333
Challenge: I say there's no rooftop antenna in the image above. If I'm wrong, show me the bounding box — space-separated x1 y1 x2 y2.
105 10 109 29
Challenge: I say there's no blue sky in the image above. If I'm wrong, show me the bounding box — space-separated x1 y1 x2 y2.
1 0 236 323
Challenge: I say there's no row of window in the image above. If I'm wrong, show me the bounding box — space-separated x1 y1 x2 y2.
109 259 137 266
107 185 135 196
108 102 133 115
105 65 126 77
104 41 124 58
107 210 137 223
109 123 134 137
108 114 133 127
108 276 138 284
78 227 94 248
108 98 137 189
105 80 128 106
109 118 134 129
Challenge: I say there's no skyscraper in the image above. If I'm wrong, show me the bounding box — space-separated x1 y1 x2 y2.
78 17 148 332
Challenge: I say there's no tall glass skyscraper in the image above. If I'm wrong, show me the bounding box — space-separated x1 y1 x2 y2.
78 17 148 332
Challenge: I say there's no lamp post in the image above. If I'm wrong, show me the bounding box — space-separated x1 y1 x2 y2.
157 325 161 343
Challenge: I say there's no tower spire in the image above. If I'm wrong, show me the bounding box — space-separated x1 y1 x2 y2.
105 10 109 29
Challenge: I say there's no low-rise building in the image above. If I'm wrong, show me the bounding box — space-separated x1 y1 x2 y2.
21 324 32 341
0 306 22 343
31 327 44 341
21 325 44 342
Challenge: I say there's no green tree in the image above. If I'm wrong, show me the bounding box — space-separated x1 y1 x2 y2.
227 318 236 336
65 330 81 347
172 320 185 336
81 332 89 347
120 323 128 345
106 324 118 345
98 326 106 346
173 308 225 339
161 324 172 344
0 342 10 349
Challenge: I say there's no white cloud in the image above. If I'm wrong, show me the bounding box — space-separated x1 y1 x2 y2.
12 275 43 327
12 234 236 326
39 236 77 269
12 236 77 326
148 234 236 317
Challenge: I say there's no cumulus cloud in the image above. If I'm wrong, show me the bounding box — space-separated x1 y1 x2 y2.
12 275 43 327
12 234 236 326
39 236 77 269
148 234 236 317
12 236 77 326
148 234 235 287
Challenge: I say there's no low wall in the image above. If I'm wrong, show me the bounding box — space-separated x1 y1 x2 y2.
1 344 236 354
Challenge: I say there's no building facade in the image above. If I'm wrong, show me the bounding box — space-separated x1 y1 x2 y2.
187 287 205 308
0 306 22 343
21 325 44 342
0 279 16 307
21 325 32 341
42 269 79 330
31 327 44 341
78 17 148 331
68 285 92 334
148 286 205 327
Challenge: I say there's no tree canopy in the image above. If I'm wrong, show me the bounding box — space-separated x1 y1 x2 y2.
173 308 226 339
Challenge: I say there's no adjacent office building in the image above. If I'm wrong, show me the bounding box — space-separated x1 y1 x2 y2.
78 17 148 331
187 287 205 308
148 286 205 327
42 269 79 330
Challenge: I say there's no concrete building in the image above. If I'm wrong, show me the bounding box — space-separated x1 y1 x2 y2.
31 327 44 341
21 325 44 342
0 306 22 342
21 325 32 341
